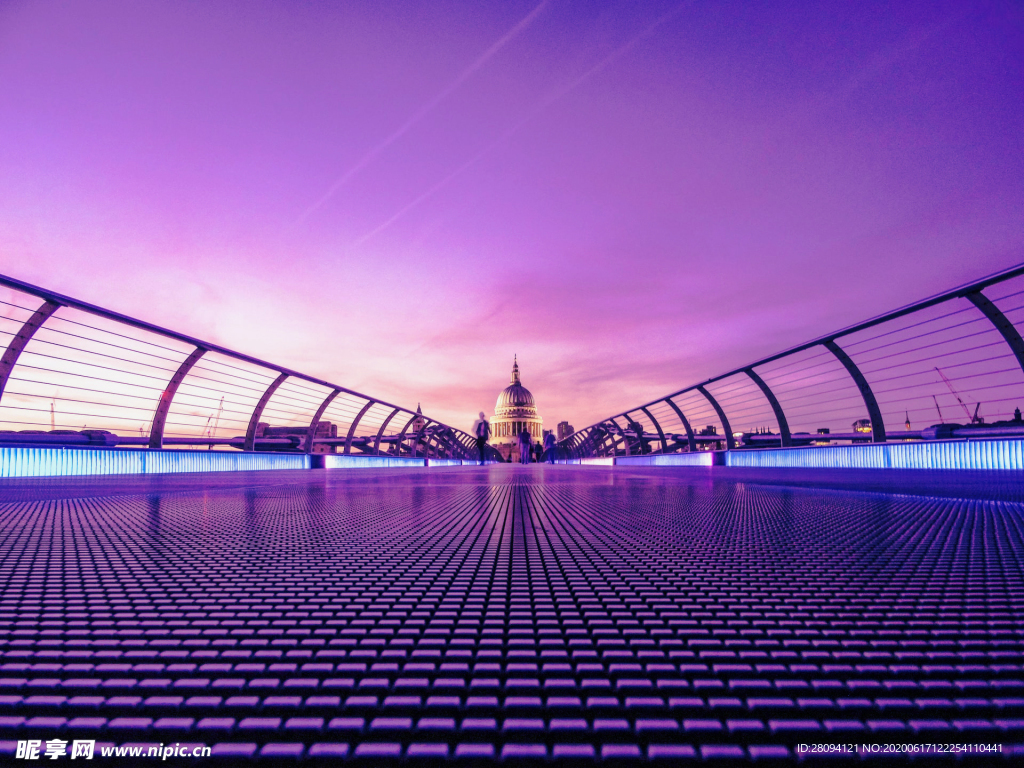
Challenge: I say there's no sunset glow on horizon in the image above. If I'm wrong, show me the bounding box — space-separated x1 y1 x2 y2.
1 0 1022 433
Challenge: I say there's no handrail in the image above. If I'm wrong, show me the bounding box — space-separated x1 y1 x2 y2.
564 262 1024 457
0 272 474 459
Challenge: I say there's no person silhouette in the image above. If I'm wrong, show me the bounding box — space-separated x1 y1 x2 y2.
543 431 556 463
471 412 490 466
518 427 532 464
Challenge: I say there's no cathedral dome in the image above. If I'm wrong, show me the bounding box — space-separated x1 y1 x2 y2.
489 357 543 452
496 383 535 410
494 357 537 416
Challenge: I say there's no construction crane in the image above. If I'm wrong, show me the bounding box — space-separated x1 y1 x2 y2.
210 397 224 438
934 367 983 424
203 397 225 449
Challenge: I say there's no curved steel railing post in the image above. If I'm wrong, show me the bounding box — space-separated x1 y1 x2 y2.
623 414 648 454
823 339 885 442
599 423 618 456
429 430 449 459
432 429 453 459
664 398 697 452
305 389 342 454
341 399 374 455
639 407 669 454
150 347 206 449
430 428 450 456
608 418 632 456
577 431 592 458
568 433 580 459
744 368 791 447
696 386 735 450
393 413 419 457
966 290 1024 377
421 429 438 458
411 420 432 458
373 408 402 455
448 432 467 459
244 373 288 451
568 431 583 458
416 429 432 458
0 300 60 405
604 420 628 456
448 429 469 459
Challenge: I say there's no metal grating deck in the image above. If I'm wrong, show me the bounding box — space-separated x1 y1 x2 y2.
0 465 1021 763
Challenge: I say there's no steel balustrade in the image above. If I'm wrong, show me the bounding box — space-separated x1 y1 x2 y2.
563 262 1024 458
0 300 59 403
148 347 205 450
338 397 371 454
7 265 1024 463
0 273 476 459
307 388 343 454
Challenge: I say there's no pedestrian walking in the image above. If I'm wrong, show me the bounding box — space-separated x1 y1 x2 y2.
471 412 490 466
518 427 532 464
543 432 556 463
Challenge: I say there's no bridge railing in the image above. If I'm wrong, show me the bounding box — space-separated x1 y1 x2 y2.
0 273 478 460
561 263 1024 458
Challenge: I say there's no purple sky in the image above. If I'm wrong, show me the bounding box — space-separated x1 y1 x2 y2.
1 0 1022 433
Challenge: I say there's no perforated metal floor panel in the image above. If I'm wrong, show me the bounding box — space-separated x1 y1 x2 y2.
0 465 1021 763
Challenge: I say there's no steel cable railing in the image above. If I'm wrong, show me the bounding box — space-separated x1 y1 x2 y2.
0 273 480 460
562 262 1024 458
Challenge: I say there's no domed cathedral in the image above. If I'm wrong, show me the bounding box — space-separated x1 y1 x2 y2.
491 357 543 461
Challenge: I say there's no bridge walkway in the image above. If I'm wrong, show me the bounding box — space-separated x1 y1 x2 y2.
0 465 1021 763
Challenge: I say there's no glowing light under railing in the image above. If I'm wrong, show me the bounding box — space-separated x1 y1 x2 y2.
724 438 1024 470
606 438 1024 470
615 453 715 467
0 447 309 478
322 455 427 469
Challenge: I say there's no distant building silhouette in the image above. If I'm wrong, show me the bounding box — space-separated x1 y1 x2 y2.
412 403 426 434
557 421 574 441
256 421 337 453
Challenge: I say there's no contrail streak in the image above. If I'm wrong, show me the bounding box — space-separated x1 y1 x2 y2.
355 3 688 246
299 0 550 223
